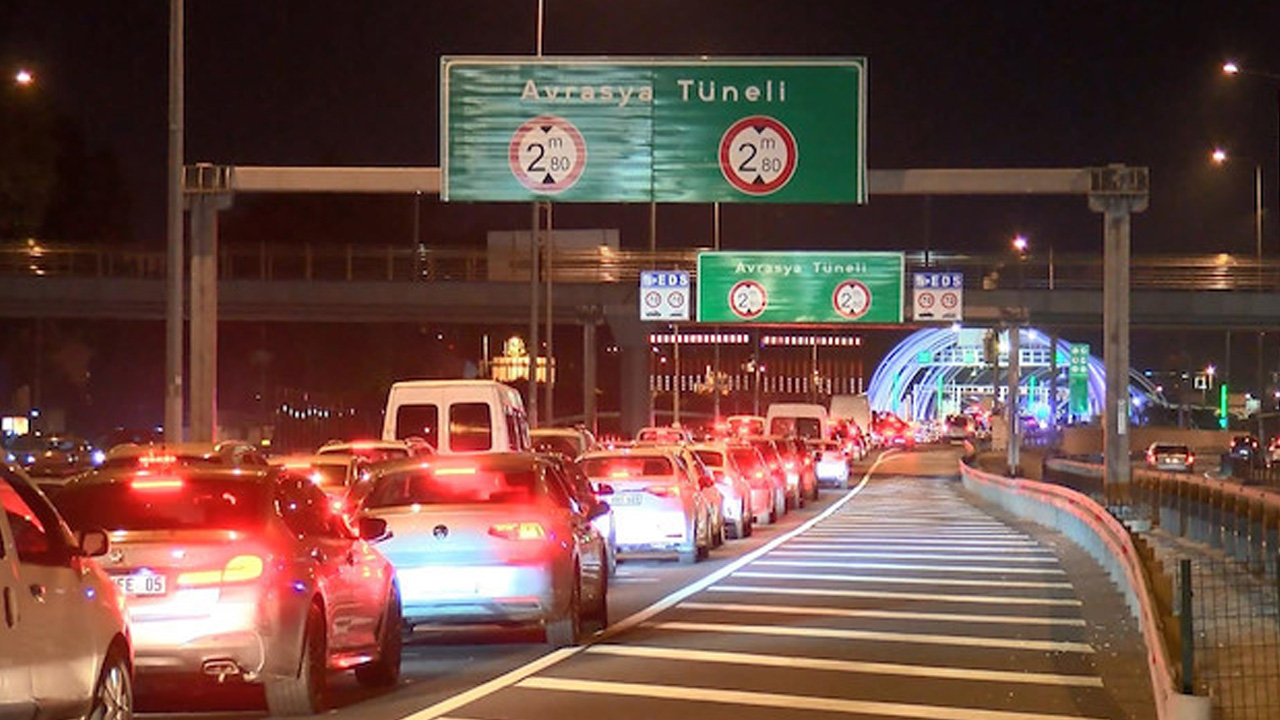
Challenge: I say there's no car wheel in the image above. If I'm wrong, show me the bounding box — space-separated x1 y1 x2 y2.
265 602 328 716
87 647 133 720
585 569 609 632
545 577 582 647
355 588 402 689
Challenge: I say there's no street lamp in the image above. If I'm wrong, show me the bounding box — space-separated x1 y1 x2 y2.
14 69 33 86
1209 148 1263 279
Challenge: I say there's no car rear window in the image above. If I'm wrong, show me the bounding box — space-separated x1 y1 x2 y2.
533 435 581 458
52 476 268 532
694 450 725 467
364 466 538 507
1154 445 1190 455
579 456 673 478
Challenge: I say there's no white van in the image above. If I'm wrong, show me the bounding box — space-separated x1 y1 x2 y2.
382 380 532 454
764 402 830 441
829 394 872 434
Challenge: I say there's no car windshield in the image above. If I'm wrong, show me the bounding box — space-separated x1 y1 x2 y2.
53 476 268 532
365 466 538 508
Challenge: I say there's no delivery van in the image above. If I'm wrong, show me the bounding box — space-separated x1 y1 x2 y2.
764 402 830 441
382 379 532 454
829 394 872 434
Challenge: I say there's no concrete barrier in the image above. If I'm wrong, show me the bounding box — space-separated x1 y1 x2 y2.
959 460 1210 720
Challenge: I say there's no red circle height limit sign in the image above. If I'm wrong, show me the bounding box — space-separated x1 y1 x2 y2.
718 115 798 196
508 115 587 194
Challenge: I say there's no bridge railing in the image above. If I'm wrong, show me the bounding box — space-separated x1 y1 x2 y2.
5 241 1280 290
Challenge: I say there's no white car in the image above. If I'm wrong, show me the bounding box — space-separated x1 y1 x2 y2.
809 439 852 489
1 462 133 720
689 443 755 540
359 453 608 646
578 449 712 564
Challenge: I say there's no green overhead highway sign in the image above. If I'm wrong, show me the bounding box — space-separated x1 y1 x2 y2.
442 56 866 203
696 251 903 324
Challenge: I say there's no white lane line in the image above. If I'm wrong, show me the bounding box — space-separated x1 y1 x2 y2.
734 570 1074 590
646 620 1096 654
392 448 894 720
677 601 1088 627
516 676 1108 720
786 538 1045 548
585 644 1103 687
751 559 1067 576
812 526 1025 535
770 550 1061 563
707 584 1083 607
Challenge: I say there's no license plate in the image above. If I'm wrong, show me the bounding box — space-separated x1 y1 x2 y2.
112 572 167 596
610 492 644 506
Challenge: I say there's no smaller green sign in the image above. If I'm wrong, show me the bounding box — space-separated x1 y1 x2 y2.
1068 343 1090 416
696 251 904 324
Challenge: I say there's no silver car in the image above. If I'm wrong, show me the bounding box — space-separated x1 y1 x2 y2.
578 448 712 564
1 462 133 720
52 463 401 716
358 453 609 646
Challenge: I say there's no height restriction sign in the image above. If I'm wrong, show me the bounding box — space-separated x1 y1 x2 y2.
640 270 691 321
911 272 963 322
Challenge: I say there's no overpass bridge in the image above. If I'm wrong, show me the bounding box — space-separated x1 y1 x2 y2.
4 242 1280 432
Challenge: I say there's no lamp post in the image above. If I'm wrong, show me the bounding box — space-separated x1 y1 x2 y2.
1211 148 1266 398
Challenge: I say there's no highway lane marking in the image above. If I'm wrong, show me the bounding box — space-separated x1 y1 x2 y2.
644 620 1096 653
751 559 1067 575
392 448 895 720
585 644 1103 686
770 549 1061 563
676 601 1088 627
809 526 1028 536
786 538 1046 548
733 570 1075 590
707 583 1083 607
515 676 1109 720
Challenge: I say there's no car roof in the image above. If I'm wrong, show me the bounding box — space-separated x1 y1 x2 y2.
369 451 544 475
62 463 274 489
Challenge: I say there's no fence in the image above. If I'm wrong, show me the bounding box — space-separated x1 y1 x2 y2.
1045 458 1280 720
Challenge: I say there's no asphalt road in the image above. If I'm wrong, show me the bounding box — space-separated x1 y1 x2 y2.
139 445 1156 719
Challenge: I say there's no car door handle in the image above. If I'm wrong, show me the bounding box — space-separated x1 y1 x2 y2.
28 583 46 602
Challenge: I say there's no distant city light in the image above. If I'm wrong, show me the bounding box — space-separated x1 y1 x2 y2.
14 69 33 86
1211 148 1229 164
1223 61 1240 75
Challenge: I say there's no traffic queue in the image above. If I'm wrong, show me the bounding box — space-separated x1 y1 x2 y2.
1 380 872 718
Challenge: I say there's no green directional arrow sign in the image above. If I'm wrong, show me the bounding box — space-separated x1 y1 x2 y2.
696 251 903 324
442 56 866 203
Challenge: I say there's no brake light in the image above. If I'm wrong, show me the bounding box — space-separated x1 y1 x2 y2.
436 466 476 476
131 476 184 491
646 485 682 498
1187 453 1195 465
140 454 177 466
176 554 265 587
488 522 547 540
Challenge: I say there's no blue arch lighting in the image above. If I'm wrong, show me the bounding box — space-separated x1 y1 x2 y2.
866 327 1161 423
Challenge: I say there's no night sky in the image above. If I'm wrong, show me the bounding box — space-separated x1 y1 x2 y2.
7 1 1280 254
5 1 1280 437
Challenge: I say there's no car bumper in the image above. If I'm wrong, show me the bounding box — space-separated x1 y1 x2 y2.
395 564 558 625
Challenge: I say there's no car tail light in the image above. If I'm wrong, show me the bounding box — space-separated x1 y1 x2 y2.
1187 453 1195 465
176 554 265 587
488 522 547 541
131 475 184 491
436 466 477 476
646 484 682 498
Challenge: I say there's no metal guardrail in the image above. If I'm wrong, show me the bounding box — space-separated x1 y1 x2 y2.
6 241 1280 290
1044 459 1280 720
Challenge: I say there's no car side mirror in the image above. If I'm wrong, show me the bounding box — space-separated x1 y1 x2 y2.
79 528 110 557
587 501 611 521
594 483 615 496
357 516 391 542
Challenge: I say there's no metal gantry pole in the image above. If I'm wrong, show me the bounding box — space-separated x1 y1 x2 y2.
712 201 721 420
528 202 540 428
165 0 185 442
544 202 554 424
